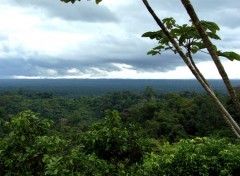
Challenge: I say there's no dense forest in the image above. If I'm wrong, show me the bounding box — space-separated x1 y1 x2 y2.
1 0 240 174
0 86 240 175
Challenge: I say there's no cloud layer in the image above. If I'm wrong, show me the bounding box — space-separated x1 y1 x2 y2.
0 0 240 79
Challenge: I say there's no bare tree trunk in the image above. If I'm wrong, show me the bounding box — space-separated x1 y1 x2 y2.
187 50 211 89
181 0 240 119
142 0 240 138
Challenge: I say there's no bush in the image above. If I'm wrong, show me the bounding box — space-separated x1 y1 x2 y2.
0 111 66 175
142 137 240 176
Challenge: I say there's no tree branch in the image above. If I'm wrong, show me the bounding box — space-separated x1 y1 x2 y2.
142 0 240 137
181 0 240 119
187 49 211 89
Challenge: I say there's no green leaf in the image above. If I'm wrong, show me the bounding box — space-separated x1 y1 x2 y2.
162 17 176 29
142 32 152 37
207 32 221 40
164 46 174 51
142 31 159 39
201 20 220 33
170 28 182 36
153 45 164 50
212 45 218 51
142 31 169 41
217 51 240 61
96 0 102 4
21 135 25 141
193 42 206 50
191 46 199 54
147 50 159 55
187 29 200 39
179 34 187 46
54 169 59 175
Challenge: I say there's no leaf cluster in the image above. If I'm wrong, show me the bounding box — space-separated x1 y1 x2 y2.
141 137 240 176
142 18 240 61
1 106 240 175
81 110 144 165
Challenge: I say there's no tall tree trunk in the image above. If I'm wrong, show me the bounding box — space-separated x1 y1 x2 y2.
181 0 240 119
142 0 240 138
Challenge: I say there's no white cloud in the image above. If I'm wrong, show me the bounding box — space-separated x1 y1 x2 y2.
67 68 80 74
197 60 240 79
0 0 240 79
36 68 58 76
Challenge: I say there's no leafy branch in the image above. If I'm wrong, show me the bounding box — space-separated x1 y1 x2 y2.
142 18 240 61
142 0 240 138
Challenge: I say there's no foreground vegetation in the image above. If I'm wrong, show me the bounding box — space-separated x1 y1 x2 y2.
0 89 240 175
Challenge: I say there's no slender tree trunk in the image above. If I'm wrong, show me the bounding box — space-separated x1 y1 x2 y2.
187 50 211 89
181 0 240 119
142 0 240 138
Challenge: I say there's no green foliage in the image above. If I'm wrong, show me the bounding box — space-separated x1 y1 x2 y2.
201 20 220 33
41 110 145 176
142 18 221 55
0 100 240 175
4 110 53 136
0 110 66 175
81 110 144 165
142 137 240 176
142 18 240 61
0 90 235 140
54 147 110 175
217 51 240 61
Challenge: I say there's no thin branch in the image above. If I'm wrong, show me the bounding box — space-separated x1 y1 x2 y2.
187 49 211 89
181 0 240 119
186 47 239 137
142 0 240 137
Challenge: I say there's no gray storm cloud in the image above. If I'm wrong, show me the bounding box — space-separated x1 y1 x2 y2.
0 0 239 78
12 0 118 22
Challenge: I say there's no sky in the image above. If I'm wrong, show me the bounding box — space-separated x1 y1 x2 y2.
0 0 239 79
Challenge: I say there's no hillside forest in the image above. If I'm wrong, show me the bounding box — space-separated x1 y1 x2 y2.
0 87 240 175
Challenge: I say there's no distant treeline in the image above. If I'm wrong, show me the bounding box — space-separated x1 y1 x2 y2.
0 79 240 97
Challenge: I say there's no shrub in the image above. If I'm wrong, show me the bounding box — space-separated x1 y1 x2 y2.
142 137 240 176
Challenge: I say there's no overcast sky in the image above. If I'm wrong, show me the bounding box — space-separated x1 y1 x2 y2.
0 0 239 79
